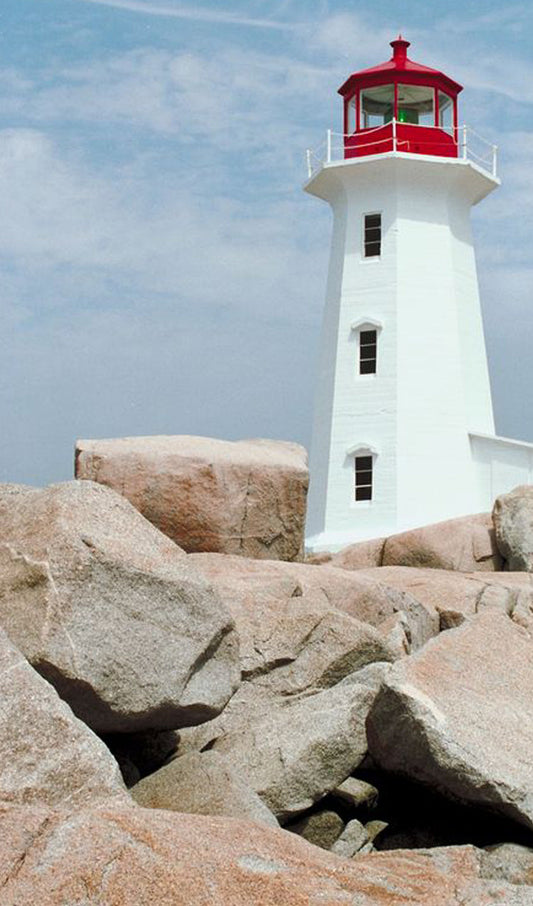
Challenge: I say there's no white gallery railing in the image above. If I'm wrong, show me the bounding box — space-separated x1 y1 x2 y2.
305 121 498 180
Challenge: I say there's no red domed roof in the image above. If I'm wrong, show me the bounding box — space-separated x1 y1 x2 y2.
338 36 462 98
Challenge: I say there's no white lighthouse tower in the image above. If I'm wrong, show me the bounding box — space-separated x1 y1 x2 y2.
306 36 504 552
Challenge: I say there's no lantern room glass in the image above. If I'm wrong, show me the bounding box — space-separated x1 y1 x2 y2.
438 91 454 133
397 84 435 126
361 84 394 127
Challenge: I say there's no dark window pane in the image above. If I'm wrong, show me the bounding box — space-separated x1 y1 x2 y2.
360 330 377 344
364 214 381 258
355 454 373 501
360 345 377 360
360 359 376 374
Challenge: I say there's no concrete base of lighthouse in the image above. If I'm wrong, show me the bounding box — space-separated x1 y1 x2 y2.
305 151 505 553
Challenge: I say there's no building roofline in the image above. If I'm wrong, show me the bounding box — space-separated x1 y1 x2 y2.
469 432 533 451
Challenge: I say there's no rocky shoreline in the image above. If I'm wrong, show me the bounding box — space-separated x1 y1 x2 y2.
2 435 533 904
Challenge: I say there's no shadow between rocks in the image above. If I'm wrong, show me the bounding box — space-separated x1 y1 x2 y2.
352 769 533 851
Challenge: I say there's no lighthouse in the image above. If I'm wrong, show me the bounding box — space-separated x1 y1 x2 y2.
305 36 518 552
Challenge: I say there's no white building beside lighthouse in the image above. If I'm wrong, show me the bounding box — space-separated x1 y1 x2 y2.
306 37 533 552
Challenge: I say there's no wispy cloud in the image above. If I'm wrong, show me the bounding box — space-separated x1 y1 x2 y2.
0 128 326 319
77 0 294 31
0 123 324 485
0 46 329 167
436 4 531 35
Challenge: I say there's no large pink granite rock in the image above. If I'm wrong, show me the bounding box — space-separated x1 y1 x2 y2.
1 805 530 905
207 671 386 820
0 480 239 733
0 627 127 808
367 610 533 830
330 536 386 569
190 553 398 692
176 662 390 821
381 512 502 571
75 435 309 561
354 566 533 630
131 750 279 828
191 553 438 669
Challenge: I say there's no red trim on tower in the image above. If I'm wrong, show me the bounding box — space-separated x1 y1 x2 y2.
338 37 462 161
338 37 463 99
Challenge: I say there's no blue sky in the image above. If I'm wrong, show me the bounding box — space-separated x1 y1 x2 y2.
1 0 532 485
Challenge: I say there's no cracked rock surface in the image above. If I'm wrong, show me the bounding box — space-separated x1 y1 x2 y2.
354 565 533 631
178 663 389 821
191 553 435 683
75 435 309 561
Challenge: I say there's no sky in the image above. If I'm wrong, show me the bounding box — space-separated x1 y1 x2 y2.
1 0 532 486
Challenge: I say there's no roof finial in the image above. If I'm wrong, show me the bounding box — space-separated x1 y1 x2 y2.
390 34 410 68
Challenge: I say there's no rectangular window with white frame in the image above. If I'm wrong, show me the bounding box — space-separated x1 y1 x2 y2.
355 455 373 501
359 329 377 374
363 213 381 258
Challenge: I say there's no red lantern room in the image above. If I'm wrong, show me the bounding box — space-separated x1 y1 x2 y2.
338 36 462 159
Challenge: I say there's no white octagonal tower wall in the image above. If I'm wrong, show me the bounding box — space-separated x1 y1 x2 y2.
306 153 497 552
